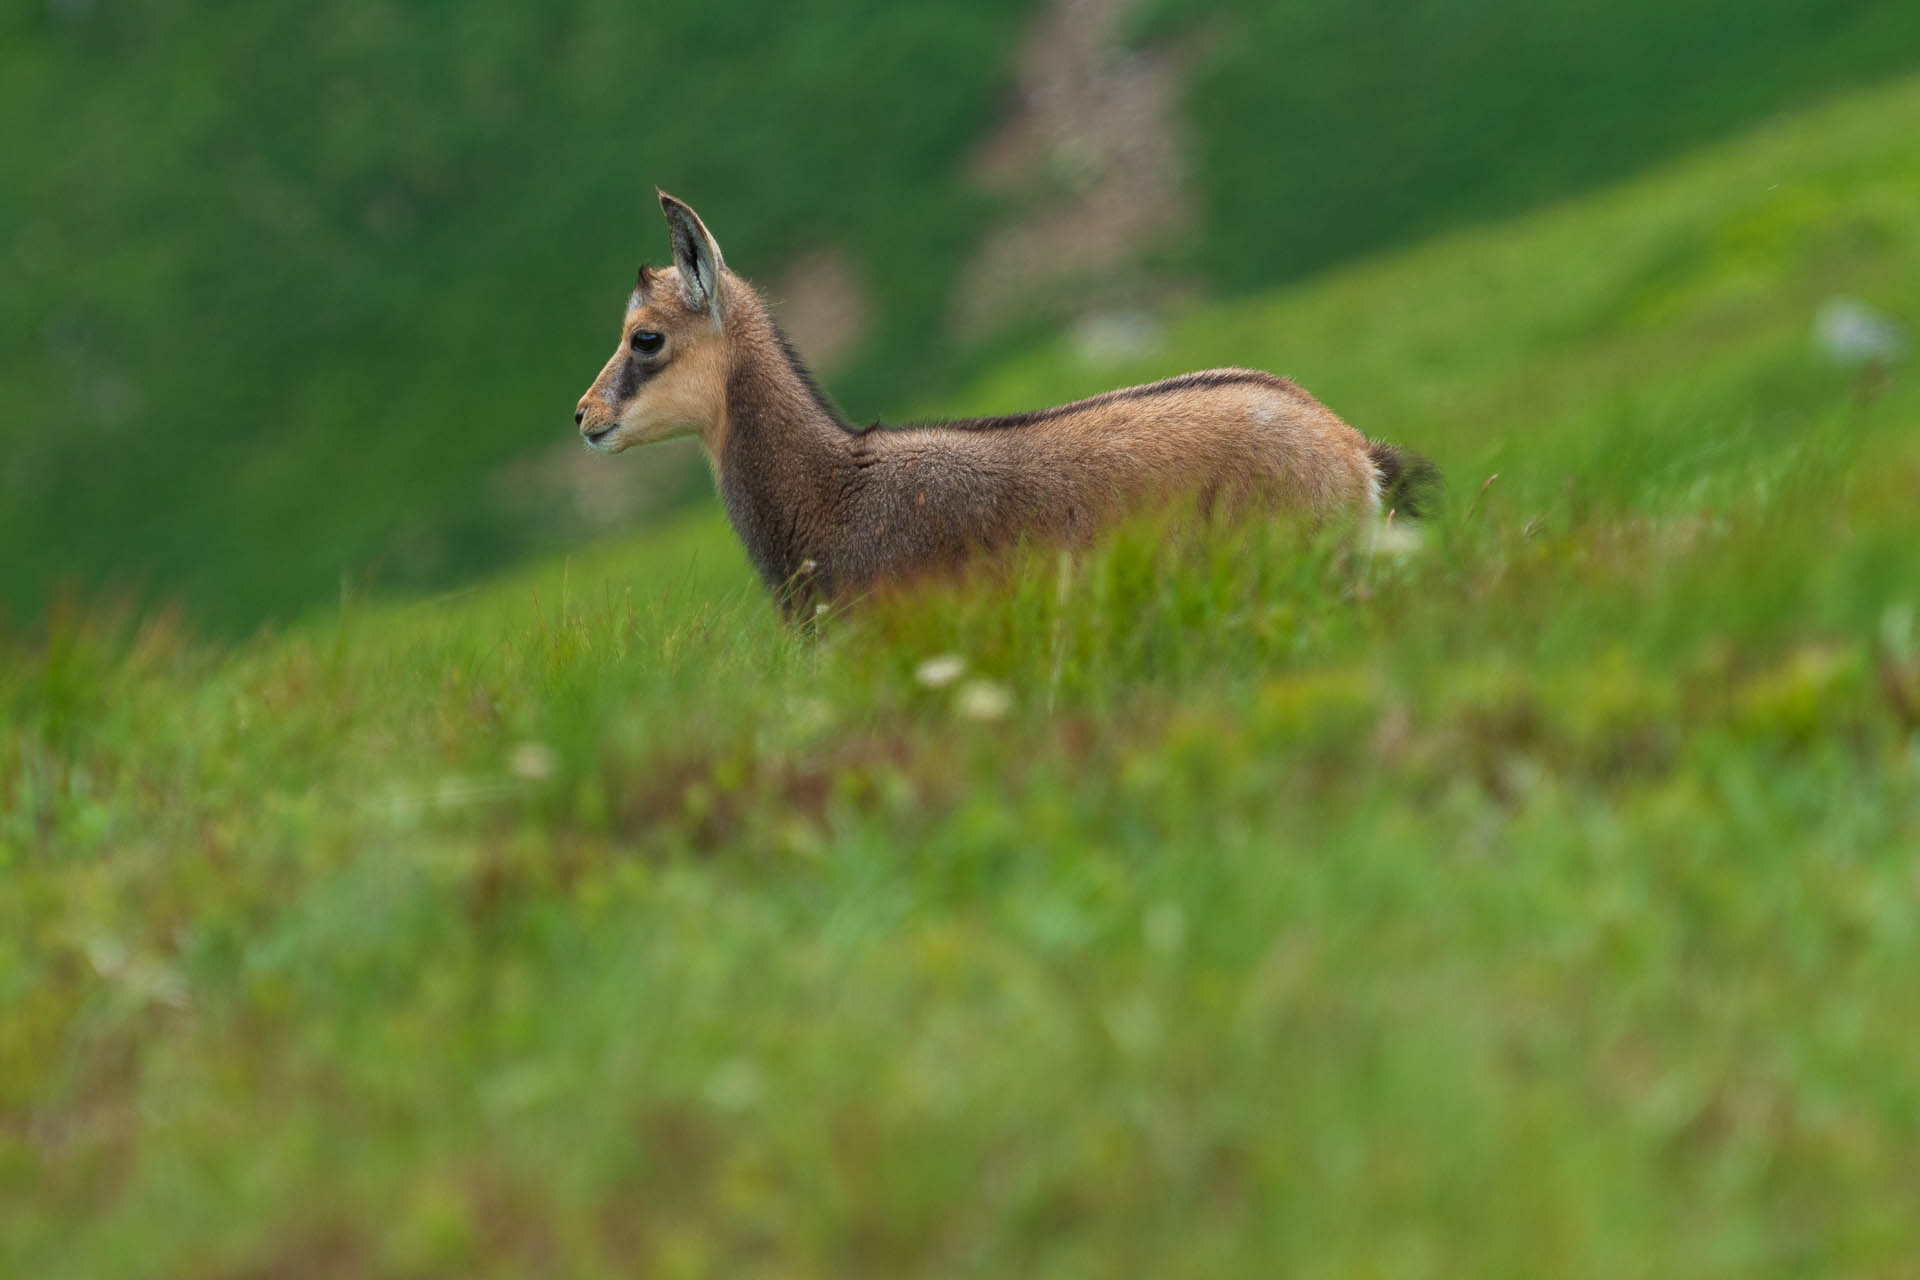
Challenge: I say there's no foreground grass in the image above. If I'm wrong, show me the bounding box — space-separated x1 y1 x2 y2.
6 77 1920 1276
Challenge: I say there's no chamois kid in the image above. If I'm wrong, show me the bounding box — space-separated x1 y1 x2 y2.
575 194 1434 616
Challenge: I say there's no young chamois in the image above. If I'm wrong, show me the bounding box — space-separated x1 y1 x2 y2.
574 194 1435 616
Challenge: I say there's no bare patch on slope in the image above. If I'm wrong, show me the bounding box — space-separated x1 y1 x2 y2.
767 246 871 377
955 0 1196 339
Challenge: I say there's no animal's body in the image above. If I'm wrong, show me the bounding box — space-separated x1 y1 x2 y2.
575 195 1434 615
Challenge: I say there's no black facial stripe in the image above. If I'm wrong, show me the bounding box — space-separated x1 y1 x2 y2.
612 353 661 402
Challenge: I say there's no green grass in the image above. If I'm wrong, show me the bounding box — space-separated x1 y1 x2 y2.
1140 0 1920 291
6 73 1920 1276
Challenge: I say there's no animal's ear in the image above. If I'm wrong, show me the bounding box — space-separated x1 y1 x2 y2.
659 192 725 314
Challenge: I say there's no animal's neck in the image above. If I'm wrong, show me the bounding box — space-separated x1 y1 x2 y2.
713 295 854 601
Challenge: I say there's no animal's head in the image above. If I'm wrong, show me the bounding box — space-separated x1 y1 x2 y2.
574 193 730 453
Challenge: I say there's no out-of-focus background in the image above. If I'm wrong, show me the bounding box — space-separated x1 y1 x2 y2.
7 0 1916 629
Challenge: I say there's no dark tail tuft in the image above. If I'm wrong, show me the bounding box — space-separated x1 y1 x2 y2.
1368 442 1442 519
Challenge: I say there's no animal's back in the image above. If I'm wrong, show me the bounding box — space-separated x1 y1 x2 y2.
836 369 1383 586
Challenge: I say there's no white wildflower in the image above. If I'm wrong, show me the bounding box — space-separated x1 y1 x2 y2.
915 653 968 689
508 741 559 782
1814 296 1906 366
1369 520 1426 558
955 678 1013 721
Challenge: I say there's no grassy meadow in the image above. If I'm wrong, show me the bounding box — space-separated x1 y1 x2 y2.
7 71 1920 1277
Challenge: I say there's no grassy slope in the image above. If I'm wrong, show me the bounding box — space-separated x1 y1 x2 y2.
1140 0 1920 289
8 0 1918 635
6 75 1920 1275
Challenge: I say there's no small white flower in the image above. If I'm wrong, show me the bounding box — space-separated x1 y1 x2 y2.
1814 296 1906 366
915 653 968 689
1368 521 1425 558
955 678 1013 721
508 742 559 782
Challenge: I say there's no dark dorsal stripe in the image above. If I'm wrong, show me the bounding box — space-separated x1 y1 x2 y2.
766 328 1304 441
899 370 1306 434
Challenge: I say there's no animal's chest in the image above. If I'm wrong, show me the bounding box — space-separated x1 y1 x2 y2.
719 455 859 595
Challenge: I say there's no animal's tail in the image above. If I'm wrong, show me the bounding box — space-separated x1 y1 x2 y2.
1368 442 1442 519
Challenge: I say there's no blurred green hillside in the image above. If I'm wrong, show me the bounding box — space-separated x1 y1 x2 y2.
4 0 1918 631
2 0 1030 629
1142 0 1920 287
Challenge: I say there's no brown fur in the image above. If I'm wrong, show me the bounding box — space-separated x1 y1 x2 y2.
576 194 1430 615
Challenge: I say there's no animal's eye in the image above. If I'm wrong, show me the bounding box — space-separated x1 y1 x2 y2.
630 329 665 356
